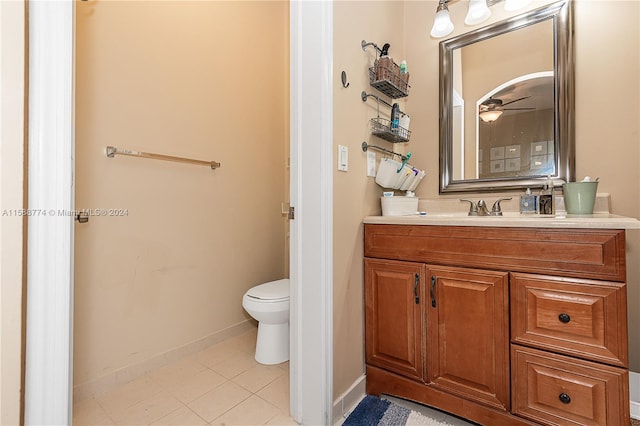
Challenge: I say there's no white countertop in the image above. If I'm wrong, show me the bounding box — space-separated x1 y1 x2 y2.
367 194 640 229
364 212 640 229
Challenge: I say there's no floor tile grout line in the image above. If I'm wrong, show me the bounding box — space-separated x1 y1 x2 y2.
94 374 166 420
147 400 209 426
229 369 287 394
160 369 232 406
252 391 287 414
93 395 125 423
109 391 181 425
144 397 187 426
183 402 210 425
263 408 285 426
82 397 118 425
207 390 254 425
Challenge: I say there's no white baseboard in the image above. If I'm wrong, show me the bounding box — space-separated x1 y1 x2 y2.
631 371 640 420
73 319 256 402
332 374 366 426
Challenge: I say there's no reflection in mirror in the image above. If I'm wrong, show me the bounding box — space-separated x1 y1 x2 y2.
440 1 574 193
477 72 555 179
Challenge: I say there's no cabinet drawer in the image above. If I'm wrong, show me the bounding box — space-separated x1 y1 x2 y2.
364 225 626 281
511 345 629 426
511 273 628 367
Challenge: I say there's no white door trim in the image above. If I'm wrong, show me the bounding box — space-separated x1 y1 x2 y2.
24 0 75 424
289 0 334 424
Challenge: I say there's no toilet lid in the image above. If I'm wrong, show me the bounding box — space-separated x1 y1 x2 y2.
246 278 290 301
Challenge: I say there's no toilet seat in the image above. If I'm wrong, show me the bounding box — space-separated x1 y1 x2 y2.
245 278 289 302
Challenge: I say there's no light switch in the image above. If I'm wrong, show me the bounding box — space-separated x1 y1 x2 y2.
338 145 348 172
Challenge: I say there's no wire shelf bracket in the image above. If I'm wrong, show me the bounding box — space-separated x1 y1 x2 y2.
362 141 411 162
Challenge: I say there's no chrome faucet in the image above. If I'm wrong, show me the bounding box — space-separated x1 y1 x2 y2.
477 200 491 216
461 198 512 216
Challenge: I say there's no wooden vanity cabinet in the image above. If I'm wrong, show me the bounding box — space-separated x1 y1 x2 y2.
364 224 630 426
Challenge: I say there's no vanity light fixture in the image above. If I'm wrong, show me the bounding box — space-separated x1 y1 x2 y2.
430 0 455 38
479 110 503 122
465 0 491 26
431 0 533 39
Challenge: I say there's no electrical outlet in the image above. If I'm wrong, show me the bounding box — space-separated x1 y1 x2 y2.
367 151 377 177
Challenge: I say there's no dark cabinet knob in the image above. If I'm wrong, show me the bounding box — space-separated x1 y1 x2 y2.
559 393 571 404
558 313 571 323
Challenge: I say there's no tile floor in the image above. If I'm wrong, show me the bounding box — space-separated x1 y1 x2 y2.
74 327 476 426
73 328 296 425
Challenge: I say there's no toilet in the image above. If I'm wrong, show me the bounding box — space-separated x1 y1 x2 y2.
242 278 290 365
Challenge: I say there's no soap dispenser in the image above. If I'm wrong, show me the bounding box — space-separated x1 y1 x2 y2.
520 188 537 214
539 176 554 215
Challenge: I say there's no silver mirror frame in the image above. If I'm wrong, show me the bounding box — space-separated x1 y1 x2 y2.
439 0 574 193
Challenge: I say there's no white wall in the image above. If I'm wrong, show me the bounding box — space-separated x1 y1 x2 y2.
0 1 26 423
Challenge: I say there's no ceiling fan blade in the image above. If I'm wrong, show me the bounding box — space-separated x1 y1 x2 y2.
501 96 530 107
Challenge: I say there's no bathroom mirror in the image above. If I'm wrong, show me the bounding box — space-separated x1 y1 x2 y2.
439 1 574 193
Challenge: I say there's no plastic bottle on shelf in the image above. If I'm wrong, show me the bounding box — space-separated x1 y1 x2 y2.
399 60 410 92
390 103 400 132
376 43 392 81
399 113 410 138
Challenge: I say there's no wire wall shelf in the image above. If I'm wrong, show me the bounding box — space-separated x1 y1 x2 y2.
370 117 411 143
369 60 410 99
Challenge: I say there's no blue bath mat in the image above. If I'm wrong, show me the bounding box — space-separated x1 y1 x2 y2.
342 395 455 426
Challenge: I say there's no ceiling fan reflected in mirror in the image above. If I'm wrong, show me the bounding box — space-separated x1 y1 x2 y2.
478 96 535 122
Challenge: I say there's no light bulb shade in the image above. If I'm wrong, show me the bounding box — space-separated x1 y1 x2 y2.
430 8 454 38
465 0 491 26
479 110 503 122
504 0 532 12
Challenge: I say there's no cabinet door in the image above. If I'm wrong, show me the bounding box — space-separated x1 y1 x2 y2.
426 265 510 411
364 258 425 382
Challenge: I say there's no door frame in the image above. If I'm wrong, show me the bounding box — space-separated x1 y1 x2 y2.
24 1 75 424
289 0 334 424
24 1 334 424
